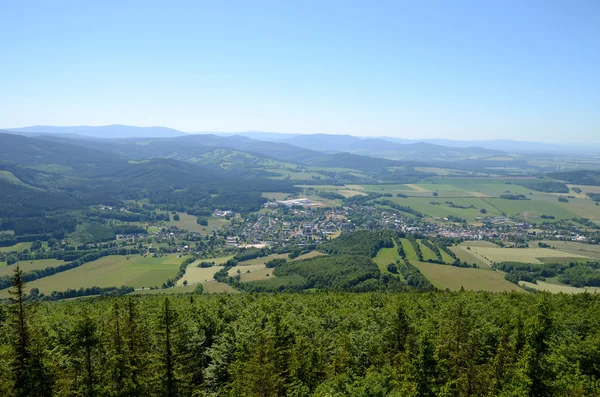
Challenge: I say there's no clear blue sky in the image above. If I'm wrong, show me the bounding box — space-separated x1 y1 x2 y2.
1 0 598 142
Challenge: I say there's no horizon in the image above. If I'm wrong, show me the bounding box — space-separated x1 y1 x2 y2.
4 123 600 145
1 1 599 142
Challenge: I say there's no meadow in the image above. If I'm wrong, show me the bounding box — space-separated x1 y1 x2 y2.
0 259 65 277
373 242 400 273
0 254 187 297
0 241 33 253
168 212 230 234
413 261 524 292
463 245 590 264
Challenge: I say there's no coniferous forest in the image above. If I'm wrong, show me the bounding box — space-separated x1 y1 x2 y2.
1 267 599 397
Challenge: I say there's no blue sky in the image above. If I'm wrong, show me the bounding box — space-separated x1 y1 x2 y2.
1 0 598 142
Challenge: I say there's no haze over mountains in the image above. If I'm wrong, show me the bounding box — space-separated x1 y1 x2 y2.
6 125 599 156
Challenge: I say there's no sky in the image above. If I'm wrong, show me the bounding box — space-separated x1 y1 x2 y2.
1 0 599 142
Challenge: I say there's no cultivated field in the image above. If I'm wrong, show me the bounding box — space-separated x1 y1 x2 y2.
0 254 187 297
450 246 492 267
177 255 234 286
538 241 600 260
414 262 524 292
239 268 274 282
464 246 590 264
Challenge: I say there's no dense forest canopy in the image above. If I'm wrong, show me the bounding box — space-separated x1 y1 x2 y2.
1 287 599 396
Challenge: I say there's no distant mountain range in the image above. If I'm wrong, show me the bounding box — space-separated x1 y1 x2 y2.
6 124 599 155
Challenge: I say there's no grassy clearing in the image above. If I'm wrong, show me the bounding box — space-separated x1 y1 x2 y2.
450 246 492 268
228 264 266 276
0 242 33 253
418 241 438 261
239 268 274 282
0 259 66 277
168 212 230 234
373 243 400 273
292 251 327 261
413 262 524 292
399 238 418 261
177 255 234 286
178 266 223 285
466 246 590 264
519 280 600 294
440 249 455 264
0 254 187 297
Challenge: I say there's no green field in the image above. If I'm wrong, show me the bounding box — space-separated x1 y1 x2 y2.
0 242 33 253
373 242 401 273
178 255 234 285
413 261 524 292
450 246 492 268
465 246 590 264
418 240 438 261
0 254 187 297
538 241 600 260
168 212 230 234
292 251 327 261
399 238 418 261
0 259 66 277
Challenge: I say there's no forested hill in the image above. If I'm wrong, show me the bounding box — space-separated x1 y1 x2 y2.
0 292 598 395
0 133 297 236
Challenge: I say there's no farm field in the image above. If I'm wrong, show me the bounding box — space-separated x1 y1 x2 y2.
388 197 501 222
464 246 590 264
439 248 455 264
538 241 600 260
373 243 400 273
450 246 492 268
0 259 65 277
177 255 234 286
178 266 224 285
0 242 33 253
519 280 600 294
399 238 418 261
487 198 577 220
228 263 266 276
413 262 524 292
0 254 187 297
168 212 230 234
239 268 274 282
